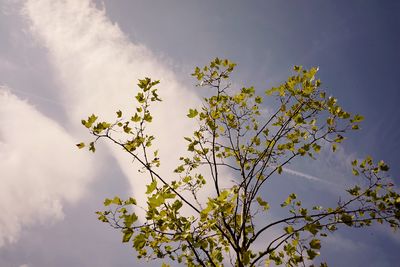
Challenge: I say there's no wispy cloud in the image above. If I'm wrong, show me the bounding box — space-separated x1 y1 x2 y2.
0 87 94 246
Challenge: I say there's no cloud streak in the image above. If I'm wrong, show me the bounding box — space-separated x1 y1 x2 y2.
283 167 334 185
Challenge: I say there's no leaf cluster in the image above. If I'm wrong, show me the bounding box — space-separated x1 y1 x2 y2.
79 58 400 267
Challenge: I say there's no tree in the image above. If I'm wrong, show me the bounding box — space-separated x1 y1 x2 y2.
78 58 400 267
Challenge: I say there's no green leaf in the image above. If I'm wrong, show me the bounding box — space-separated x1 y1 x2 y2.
104 198 112 206
89 142 96 153
256 197 270 211
123 125 132 134
125 197 137 205
378 160 390 171
277 166 283 174
148 195 165 208
82 114 98 128
332 143 337 152
307 249 319 260
265 87 277 96
144 113 153 122
281 195 293 207
395 197 400 209
216 190 230 203
135 92 145 103
351 114 364 123
174 165 185 173
304 224 319 235
293 65 302 72
122 229 133 242
133 234 146 250
347 185 361 196
309 239 321 249
341 213 353 226
76 142 85 149
96 211 109 223
116 110 122 118
312 143 321 153
112 196 122 205
284 226 294 234
131 113 141 122
162 192 175 199
124 213 138 228
146 180 157 194
187 109 199 118
334 135 344 143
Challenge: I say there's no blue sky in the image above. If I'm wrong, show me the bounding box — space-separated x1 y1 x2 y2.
0 1 399 266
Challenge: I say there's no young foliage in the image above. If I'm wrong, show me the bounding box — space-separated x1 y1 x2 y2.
79 58 400 266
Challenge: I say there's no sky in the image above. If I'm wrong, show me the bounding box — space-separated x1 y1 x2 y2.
0 0 399 266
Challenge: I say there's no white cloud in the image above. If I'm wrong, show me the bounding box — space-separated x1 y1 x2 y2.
0 87 94 246
23 0 234 217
